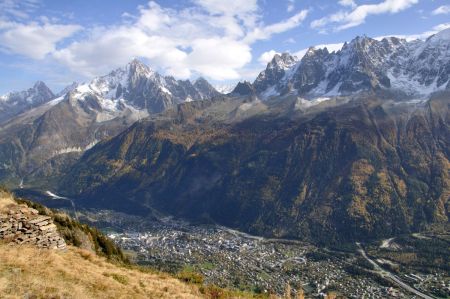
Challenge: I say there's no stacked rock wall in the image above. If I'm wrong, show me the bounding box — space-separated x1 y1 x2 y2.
0 203 66 250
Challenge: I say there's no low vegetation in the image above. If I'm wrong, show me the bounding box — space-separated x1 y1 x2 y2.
1 188 275 298
0 243 202 299
13 194 128 263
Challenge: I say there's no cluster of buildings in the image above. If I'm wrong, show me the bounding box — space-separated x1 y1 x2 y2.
78 209 446 298
105 215 414 298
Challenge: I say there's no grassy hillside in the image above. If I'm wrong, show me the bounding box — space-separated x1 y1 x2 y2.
0 190 200 298
0 189 268 299
0 243 203 299
14 196 128 262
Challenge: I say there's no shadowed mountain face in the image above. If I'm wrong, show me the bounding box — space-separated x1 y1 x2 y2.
0 93 139 186
59 93 449 244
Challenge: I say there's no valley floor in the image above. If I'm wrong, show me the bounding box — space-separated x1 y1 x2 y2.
80 209 450 298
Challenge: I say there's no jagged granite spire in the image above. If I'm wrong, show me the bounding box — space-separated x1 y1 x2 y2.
0 81 55 123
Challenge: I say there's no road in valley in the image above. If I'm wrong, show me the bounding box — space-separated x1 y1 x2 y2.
356 243 435 299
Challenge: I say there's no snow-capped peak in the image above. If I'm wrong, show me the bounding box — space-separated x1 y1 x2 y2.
0 81 55 122
248 28 450 100
70 59 220 114
427 27 450 43
74 59 156 101
214 83 236 94
56 82 78 97
269 53 298 70
127 58 155 79
0 81 54 104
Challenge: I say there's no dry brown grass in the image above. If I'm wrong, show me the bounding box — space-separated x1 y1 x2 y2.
0 243 203 299
0 190 16 212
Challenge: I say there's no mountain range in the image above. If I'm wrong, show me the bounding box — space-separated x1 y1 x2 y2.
1 28 449 244
0 81 56 124
0 59 220 186
235 29 450 99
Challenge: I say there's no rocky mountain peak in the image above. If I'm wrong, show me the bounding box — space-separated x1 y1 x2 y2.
381 36 405 47
127 58 154 79
193 77 221 98
69 59 220 114
232 81 256 96
33 80 48 90
348 35 375 47
194 77 210 86
269 53 297 70
302 47 329 60
340 36 378 59
427 27 450 43
0 81 55 122
56 82 79 97
245 28 450 99
252 53 299 96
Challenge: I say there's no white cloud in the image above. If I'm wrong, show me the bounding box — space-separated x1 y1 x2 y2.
0 0 40 19
287 0 295 13
186 38 252 80
0 0 81 60
258 50 280 65
338 0 357 8
0 22 82 59
432 23 450 32
50 1 308 81
311 0 418 32
0 0 309 82
244 9 308 43
374 23 450 41
432 5 450 15
194 0 258 17
285 37 296 44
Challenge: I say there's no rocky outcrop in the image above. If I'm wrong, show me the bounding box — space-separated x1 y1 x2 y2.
0 203 66 250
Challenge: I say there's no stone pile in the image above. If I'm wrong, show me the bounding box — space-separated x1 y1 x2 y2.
0 204 66 250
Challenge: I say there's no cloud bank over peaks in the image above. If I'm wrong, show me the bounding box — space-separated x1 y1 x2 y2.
0 0 309 82
0 21 81 59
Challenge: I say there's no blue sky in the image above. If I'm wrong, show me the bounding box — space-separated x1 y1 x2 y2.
0 0 449 94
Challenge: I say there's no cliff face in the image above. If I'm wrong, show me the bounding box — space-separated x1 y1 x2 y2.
60 94 450 244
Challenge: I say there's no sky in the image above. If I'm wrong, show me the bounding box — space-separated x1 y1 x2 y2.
0 0 449 94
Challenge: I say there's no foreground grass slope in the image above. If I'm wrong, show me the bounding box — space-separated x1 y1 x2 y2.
0 243 202 299
0 190 267 299
0 190 201 298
